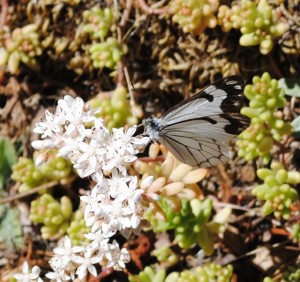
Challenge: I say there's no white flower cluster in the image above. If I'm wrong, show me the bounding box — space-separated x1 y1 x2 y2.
32 95 148 178
14 238 131 282
21 95 151 281
81 170 145 238
47 236 130 281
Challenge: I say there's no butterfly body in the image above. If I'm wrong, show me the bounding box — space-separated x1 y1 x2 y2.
144 76 250 167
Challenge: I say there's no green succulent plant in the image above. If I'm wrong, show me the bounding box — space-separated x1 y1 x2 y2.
169 0 219 34
252 161 300 219
0 24 43 73
237 72 292 164
146 198 231 255
11 151 73 193
224 0 287 54
29 193 73 239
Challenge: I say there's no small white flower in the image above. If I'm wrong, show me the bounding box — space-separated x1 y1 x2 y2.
107 169 130 198
72 250 101 280
105 240 130 271
80 186 107 221
85 230 109 254
50 236 78 270
45 270 70 282
33 110 62 138
57 96 96 132
132 135 151 147
13 261 43 282
31 139 55 150
57 136 81 158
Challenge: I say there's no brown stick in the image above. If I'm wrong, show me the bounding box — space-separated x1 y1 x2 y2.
0 181 59 204
137 0 169 15
0 0 8 30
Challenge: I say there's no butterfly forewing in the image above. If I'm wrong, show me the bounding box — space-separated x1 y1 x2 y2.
145 76 250 167
160 76 245 126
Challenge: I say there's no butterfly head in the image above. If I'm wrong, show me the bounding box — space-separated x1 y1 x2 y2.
143 117 161 141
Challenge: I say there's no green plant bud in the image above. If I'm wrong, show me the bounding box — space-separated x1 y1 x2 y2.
199 199 213 223
176 233 193 249
266 186 280 199
260 39 273 55
287 171 300 184
90 44 104 53
287 188 298 201
271 161 284 171
259 110 272 121
48 202 62 214
240 32 260 46
144 266 156 278
258 136 273 153
206 221 222 234
266 97 277 108
279 183 290 193
261 201 273 215
244 85 255 98
22 24 38 35
0 47 8 65
94 29 108 38
257 168 272 180
41 193 53 203
283 198 292 208
281 210 291 220
61 196 73 219
82 24 94 34
273 119 284 129
193 223 202 233
51 214 64 225
274 22 287 36
112 49 122 62
255 132 264 142
275 169 288 184
249 99 264 108
241 107 261 118
240 25 255 35
111 86 127 109
291 223 300 242
104 8 114 21
261 72 271 82
260 156 270 166
19 52 30 64
8 51 20 74
112 112 122 123
196 227 214 256
105 58 115 68
277 124 292 136
252 183 268 195
41 226 57 239
254 17 264 28
54 38 69 54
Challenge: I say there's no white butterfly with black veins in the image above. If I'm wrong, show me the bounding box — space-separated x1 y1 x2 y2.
143 76 250 167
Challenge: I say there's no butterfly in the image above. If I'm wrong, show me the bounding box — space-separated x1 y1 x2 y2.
143 76 250 167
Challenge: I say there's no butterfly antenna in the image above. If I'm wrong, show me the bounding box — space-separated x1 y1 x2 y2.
124 67 138 120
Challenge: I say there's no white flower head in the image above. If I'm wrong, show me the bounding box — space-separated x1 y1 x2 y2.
105 240 130 271
72 249 101 280
49 236 78 270
45 270 71 282
13 261 43 282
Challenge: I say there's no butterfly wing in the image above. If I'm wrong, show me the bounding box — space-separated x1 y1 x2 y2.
156 76 250 167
